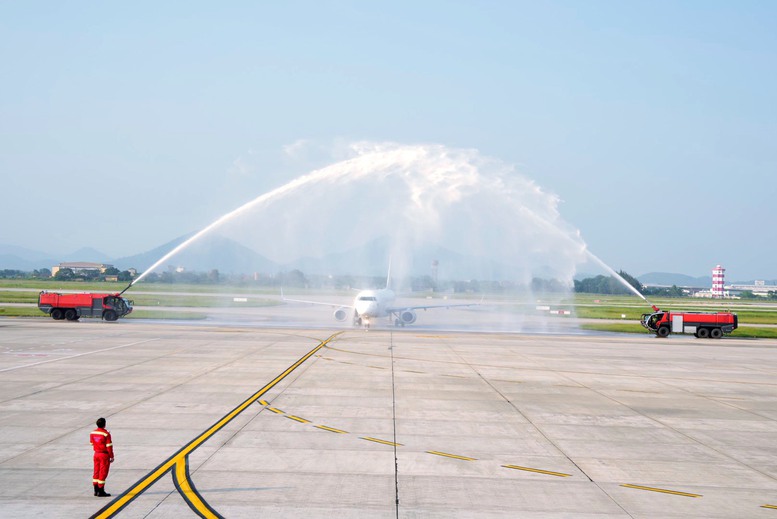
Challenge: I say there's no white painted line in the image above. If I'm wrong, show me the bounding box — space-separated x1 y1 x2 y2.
0 339 160 373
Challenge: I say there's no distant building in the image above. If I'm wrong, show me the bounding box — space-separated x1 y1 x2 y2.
728 280 777 297
51 262 113 276
694 289 735 299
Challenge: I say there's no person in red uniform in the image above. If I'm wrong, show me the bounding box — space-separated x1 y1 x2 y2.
90 417 114 497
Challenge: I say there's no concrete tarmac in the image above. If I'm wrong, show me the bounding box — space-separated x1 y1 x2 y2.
1 317 776 518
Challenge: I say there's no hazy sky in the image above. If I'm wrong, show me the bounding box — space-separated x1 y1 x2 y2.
1 1 775 280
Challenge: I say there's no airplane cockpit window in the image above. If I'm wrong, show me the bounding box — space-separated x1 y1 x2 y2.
358 296 377 301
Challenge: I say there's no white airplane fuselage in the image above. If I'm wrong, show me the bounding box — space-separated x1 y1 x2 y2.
353 288 396 326
282 266 477 328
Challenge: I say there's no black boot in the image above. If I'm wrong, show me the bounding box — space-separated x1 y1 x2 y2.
97 487 111 497
93 484 99 496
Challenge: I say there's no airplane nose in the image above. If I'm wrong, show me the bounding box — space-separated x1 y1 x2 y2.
357 302 377 316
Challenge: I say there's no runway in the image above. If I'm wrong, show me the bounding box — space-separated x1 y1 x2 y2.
0 317 776 518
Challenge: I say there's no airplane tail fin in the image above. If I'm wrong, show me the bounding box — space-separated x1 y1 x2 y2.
386 257 392 289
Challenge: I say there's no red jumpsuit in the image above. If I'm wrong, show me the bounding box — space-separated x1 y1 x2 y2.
90 427 114 489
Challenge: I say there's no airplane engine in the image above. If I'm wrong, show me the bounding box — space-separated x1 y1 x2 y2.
333 308 349 322
399 309 417 325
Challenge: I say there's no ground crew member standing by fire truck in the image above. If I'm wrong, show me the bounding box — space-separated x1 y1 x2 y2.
90 417 114 497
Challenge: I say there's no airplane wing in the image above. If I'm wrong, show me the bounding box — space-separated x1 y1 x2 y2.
281 290 353 310
386 298 482 313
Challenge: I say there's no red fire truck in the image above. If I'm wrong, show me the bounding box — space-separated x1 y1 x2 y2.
640 305 737 338
38 292 134 321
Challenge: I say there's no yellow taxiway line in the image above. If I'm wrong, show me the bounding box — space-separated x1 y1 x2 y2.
502 464 571 477
426 450 477 461
620 483 702 498
90 332 342 519
361 436 403 447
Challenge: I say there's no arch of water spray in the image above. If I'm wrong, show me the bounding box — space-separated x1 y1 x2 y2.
132 143 583 282
125 142 646 323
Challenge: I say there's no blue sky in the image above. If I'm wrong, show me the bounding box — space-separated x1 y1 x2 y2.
1 1 775 280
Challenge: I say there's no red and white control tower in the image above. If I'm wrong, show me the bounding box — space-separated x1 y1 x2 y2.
712 265 725 299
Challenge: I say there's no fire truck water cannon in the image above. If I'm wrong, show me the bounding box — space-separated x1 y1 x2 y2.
38 291 134 322
640 306 737 339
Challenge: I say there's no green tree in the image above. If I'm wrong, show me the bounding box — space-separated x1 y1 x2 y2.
81 269 100 281
0 270 23 278
282 269 307 288
54 268 75 280
575 273 642 295
143 272 160 283
532 277 568 293
617 270 643 294
412 275 435 291
334 275 355 289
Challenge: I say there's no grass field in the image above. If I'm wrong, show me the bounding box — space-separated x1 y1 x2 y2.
573 305 777 324
581 321 777 339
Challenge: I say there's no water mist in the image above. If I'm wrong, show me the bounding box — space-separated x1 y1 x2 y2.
126 142 642 328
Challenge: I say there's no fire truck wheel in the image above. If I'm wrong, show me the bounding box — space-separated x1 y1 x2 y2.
104 310 118 322
710 328 723 339
51 308 64 320
64 309 78 321
657 326 670 338
697 328 710 339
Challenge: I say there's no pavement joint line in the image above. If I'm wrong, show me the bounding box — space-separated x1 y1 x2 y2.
325 344 777 387
260 342 777 513
620 484 702 498
266 402 578 479
313 354 450 376
361 436 403 447
0 341 225 465
389 329 400 514
89 331 343 519
0 338 160 373
268 408 777 510
426 450 477 461
556 352 777 485
321 352 544 384
502 464 572 477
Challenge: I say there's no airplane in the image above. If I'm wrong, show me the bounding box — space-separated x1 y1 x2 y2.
281 266 480 329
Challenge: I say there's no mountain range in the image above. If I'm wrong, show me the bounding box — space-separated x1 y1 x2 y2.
0 238 772 285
